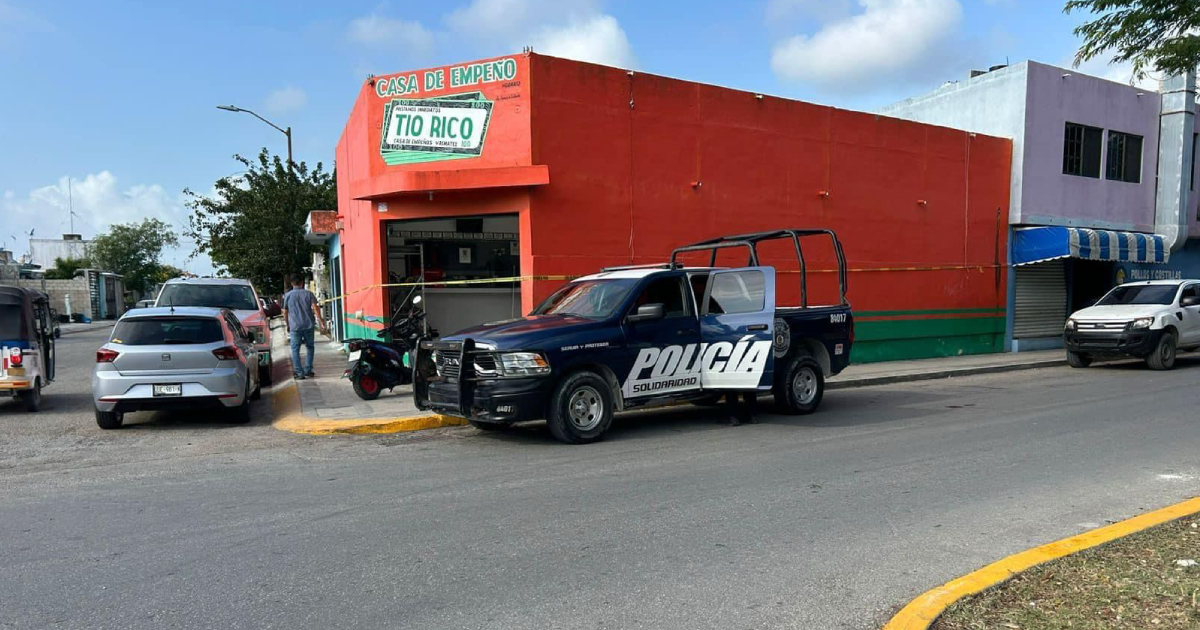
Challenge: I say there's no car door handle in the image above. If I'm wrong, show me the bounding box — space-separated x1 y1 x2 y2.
676 329 691 336
747 324 768 331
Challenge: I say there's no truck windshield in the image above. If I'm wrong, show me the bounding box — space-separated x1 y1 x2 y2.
157 284 258 310
532 280 636 319
1097 285 1178 306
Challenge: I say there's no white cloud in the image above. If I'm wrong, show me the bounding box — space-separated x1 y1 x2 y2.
446 0 600 39
265 86 307 114
347 12 435 54
1 172 211 273
765 0 854 24
770 0 963 89
350 0 636 69
1073 56 1163 91
529 14 635 68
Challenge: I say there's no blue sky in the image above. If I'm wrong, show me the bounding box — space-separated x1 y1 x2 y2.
0 0 1141 273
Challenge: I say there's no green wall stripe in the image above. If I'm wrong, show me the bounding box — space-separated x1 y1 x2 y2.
854 316 1004 342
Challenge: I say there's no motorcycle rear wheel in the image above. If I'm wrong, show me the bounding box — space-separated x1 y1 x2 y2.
352 374 383 401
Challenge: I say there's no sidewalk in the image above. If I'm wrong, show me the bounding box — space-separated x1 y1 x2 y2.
60 321 114 336
271 332 1068 435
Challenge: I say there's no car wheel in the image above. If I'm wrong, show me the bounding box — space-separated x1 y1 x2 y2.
1066 350 1092 368
259 362 273 387
352 374 383 401
1147 331 1177 371
19 378 41 412
468 420 506 432
229 378 252 424
95 408 124 430
546 371 614 444
774 355 824 415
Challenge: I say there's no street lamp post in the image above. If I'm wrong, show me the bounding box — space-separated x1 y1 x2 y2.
217 105 298 293
216 105 293 171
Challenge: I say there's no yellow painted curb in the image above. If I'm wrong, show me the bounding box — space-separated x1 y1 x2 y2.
883 495 1200 630
270 381 467 436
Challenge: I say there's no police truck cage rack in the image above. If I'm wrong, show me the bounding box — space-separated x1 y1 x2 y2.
669 229 848 308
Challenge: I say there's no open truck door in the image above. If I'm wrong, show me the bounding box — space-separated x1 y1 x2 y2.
697 267 775 391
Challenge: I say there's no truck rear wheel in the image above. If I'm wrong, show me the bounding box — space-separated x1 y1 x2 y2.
775 356 824 415
547 371 614 444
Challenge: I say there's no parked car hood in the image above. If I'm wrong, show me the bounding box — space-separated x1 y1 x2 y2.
1071 304 1167 321
233 309 266 326
446 314 602 350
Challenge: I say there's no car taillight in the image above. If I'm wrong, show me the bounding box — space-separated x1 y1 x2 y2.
212 346 239 360
96 349 119 363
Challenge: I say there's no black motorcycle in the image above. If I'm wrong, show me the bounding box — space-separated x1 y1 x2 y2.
344 295 438 400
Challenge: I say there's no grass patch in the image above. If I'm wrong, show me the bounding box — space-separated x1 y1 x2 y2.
934 516 1200 630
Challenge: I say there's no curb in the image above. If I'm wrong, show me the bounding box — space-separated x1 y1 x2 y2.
270 355 1068 436
59 323 113 336
882 495 1200 630
828 357 1064 390
268 374 467 436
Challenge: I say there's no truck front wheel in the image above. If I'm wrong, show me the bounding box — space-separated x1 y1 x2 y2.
775 356 824 415
1146 331 1177 371
546 371 614 444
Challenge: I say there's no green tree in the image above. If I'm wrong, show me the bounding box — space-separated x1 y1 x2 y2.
153 264 187 284
90 218 179 295
43 256 91 280
1066 0 1200 81
185 149 335 293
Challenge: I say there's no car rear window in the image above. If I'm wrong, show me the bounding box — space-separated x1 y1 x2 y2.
0 305 21 339
156 284 258 310
111 317 224 345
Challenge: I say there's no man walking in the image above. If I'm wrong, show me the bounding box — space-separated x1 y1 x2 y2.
282 274 325 380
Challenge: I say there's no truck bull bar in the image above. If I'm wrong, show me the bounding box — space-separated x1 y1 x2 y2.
413 338 477 417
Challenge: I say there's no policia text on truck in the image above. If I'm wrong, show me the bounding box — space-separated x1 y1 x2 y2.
414 230 854 444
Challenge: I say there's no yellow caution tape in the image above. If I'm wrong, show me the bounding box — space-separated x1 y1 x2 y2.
320 265 1006 305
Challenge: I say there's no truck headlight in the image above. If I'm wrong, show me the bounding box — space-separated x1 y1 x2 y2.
247 325 267 344
1065 319 1077 331
1129 317 1154 330
498 352 551 377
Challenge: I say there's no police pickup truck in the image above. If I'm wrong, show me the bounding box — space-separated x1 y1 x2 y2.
414 230 853 444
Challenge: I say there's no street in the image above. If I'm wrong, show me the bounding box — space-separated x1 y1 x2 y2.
2 328 1199 630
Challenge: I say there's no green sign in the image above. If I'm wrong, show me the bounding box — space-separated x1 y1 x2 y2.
379 92 494 165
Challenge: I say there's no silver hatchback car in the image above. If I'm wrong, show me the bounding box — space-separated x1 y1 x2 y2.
92 307 261 429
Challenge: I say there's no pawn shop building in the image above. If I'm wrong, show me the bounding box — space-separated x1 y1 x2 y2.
327 53 1012 363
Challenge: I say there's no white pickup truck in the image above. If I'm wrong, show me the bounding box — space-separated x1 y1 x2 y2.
1064 279 1200 370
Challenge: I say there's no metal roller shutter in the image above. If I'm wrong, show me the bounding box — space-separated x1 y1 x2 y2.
1013 260 1067 338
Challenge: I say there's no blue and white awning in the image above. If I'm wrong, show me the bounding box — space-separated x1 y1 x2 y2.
1012 226 1169 266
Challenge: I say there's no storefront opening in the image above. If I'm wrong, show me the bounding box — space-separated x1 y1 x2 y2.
384 215 521 335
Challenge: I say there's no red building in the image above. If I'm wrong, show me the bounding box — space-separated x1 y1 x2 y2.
331 53 1012 362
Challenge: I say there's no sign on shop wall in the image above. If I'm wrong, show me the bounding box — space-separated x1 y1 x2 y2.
376 57 518 166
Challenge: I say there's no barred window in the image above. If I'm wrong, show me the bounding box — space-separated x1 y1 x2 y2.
1105 130 1143 183
1062 122 1102 178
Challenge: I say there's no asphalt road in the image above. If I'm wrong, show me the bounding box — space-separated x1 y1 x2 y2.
2 328 1199 629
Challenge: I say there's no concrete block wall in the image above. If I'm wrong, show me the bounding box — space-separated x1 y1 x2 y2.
3 278 95 319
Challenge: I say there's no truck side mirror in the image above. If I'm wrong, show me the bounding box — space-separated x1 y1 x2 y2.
628 303 665 323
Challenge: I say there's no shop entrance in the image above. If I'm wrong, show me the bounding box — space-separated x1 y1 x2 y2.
384 215 522 335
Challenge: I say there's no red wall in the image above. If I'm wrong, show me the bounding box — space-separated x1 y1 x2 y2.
336 53 1012 360
526 54 1011 316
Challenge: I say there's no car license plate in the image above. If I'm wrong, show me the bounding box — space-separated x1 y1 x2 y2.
153 384 182 397
348 350 361 362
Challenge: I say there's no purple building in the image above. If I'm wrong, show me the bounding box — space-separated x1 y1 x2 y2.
883 61 1198 351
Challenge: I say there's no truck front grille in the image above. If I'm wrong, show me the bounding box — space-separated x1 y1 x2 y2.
433 350 461 379
1076 321 1128 331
